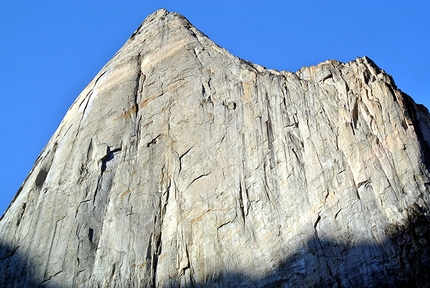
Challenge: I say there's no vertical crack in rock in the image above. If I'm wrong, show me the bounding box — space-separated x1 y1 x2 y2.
93 146 120 207
266 119 274 151
238 182 246 226
313 214 338 285
149 175 171 287
76 71 107 135
262 163 273 203
77 145 123 277
178 146 194 174
34 142 57 190
149 220 162 286
43 216 65 283
92 146 122 219
352 98 359 130
15 202 26 227
88 228 94 243
133 53 146 117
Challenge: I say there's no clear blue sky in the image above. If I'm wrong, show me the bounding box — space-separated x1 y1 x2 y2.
1 1 429 215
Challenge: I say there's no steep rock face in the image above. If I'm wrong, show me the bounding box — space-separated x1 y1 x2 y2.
1 9 430 287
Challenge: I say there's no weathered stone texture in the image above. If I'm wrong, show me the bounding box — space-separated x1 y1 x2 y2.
1 9 430 287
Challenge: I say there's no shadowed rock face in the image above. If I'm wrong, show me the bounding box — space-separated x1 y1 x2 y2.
1 9 430 287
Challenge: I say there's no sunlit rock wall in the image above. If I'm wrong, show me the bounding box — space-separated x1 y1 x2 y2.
1 9 430 287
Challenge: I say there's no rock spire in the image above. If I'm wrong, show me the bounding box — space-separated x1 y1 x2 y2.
1 9 430 287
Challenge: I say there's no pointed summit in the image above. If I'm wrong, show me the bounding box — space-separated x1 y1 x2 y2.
1 9 430 287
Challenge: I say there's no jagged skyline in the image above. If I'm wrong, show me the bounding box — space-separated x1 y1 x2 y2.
1 1 429 215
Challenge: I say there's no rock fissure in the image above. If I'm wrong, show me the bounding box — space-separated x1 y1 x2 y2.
133 53 146 117
41 270 63 285
147 135 161 147
186 173 210 190
15 202 26 227
178 146 194 174
238 183 246 226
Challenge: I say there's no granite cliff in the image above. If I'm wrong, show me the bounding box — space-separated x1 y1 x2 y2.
1 9 430 287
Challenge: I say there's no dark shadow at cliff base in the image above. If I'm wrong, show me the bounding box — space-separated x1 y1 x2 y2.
0 242 60 288
1 206 429 288
167 205 430 288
